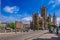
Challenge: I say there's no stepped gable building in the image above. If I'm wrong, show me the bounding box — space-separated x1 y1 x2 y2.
0 22 7 27
15 21 23 30
23 24 30 28
30 6 57 30
16 21 30 30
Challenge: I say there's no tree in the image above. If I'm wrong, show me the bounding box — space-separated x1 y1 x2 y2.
48 22 53 25
36 23 41 30
0 26 5 29
48 22 53 28
10 22 16 29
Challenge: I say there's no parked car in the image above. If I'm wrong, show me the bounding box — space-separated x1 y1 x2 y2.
23 27 30 32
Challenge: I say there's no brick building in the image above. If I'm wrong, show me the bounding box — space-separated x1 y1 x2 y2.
15 21 23 31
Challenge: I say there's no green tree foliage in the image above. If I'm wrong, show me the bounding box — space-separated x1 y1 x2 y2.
48 22 57 29
0 26 5 29
48 22 53 25
36 23 41 30
48 22 53 28
10 22 16 29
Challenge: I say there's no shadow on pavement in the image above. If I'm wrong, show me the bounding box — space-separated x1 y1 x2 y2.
32 37 58 40
32 32 60 40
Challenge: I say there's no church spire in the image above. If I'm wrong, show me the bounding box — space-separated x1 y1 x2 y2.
49 13 51 17
47 13 51 22
53 12 56 25
53 12 56 17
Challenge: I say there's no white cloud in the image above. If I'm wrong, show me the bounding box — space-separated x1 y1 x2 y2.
58 0 60 3
22 17 32 21
1 15 21 23
1 15 32 24
48 0 60 8
48 0 54 5
22 16 32 24
3 6 19 13
57 18 60 26
1 15 60 25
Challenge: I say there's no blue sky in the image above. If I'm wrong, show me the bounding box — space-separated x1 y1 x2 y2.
1 0 60 24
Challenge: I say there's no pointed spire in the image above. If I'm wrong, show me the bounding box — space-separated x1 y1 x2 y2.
53 12 56 25
49 13 51 17
53 12 56 17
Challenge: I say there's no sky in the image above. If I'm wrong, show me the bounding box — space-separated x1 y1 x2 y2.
1 0 60 25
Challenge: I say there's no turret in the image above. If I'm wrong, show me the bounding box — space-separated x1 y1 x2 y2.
53 12 56 25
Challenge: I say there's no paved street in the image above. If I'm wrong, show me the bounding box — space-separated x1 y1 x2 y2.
0 30 48 40
29 32 58 40
0 30 60 40
28 30 60 40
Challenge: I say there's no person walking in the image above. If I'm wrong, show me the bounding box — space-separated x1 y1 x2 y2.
56 27 59 35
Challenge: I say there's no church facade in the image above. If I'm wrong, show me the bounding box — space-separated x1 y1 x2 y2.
30 7 56 30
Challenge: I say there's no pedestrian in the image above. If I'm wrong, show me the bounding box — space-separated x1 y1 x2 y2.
15 28 17 34
56 27 58 35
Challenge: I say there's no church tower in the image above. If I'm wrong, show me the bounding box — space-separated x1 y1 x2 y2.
41 7 47 19
31 12 39 30
41 7 47 29
53 13 56 25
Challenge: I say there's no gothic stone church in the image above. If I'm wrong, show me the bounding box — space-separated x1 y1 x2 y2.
30 7 56 30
